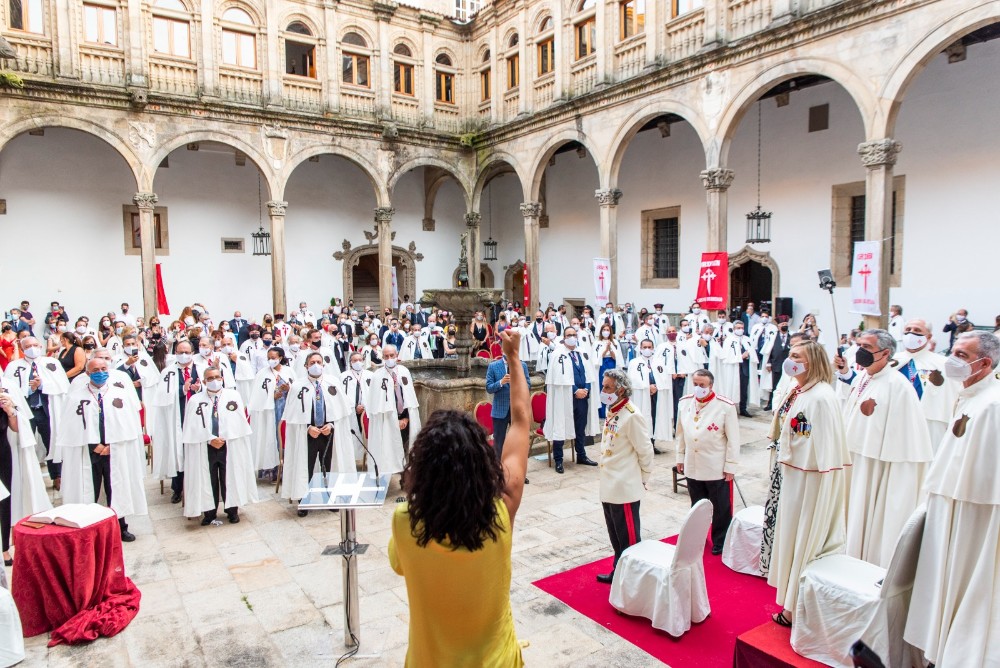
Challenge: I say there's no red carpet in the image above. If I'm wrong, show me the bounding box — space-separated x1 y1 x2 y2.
532 536 782 667
734 622 827 667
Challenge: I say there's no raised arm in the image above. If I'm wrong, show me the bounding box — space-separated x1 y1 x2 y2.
499 329 529 526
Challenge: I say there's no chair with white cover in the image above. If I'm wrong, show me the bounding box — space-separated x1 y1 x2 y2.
722 505 765 576
609 499 713 637
791 505 927 668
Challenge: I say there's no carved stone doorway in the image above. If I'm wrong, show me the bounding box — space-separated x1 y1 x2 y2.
335 240 423 307
504 260 525 305
729 246 779 314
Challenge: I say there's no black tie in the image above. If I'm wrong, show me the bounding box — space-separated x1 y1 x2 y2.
211 396 220 437
98 392 106 444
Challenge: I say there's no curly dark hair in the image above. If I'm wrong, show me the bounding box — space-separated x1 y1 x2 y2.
402 410 505 552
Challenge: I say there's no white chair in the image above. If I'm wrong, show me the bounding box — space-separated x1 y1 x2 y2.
609 499 713 637
792 505 927 668
722 505 765 576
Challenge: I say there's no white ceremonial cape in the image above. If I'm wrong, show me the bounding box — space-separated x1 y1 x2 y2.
577 329 596 351
632 324 660 348
626 356 673 444
104 336 124 360
293 347 343 384
536 344 556 374
843 365 934 567
56 381 147 518
281 375 356 500
247 366 295 470
4 356 70 463
517 326 539 362
365 365 421 476
0 379 51 520
893 347 959 450
716 334 745 403
592 338 624 371
181 388 258 517
70 369 142 411
341 370 373 460
113 350 161 390
681 338 724 395
904 377 1000 667
543 345 600 441
723 334 761 406
193 353 237 392
684 312 711 329
755 325 778 394
398 336 432 362
231 352 256 404
146 363 193 480
768 381 852 613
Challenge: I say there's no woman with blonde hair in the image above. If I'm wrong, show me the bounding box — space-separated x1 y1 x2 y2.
763 340 851 627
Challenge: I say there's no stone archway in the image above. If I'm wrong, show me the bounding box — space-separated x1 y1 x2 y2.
729 246 779 312
334 239 424 306
452 263 495 288
504 260 525 304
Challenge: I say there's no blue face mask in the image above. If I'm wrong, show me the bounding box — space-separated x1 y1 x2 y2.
89 371 109 386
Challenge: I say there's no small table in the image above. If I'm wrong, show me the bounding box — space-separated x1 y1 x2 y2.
11 514 140 645
299 472 390 653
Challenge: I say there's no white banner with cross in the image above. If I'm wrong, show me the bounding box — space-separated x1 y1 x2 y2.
593 258 611 305
849 241 881 316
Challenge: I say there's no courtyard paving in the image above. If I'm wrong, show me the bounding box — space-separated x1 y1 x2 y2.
19 413 776 668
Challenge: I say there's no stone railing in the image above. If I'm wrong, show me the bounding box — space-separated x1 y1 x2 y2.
391 94 420 123
434 103 462 132
615 36 646 80
571 57 597 97
282 76 324 113
478 100 491 118
666 8 705 62
218 69 264 106
339 87 377 119
4 33 54 77
503 89 519 120
533 73 555 108
149 58 199 97
728 0 773 42
79 46 126 86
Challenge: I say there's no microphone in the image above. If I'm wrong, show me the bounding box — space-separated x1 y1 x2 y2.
349 428 380 482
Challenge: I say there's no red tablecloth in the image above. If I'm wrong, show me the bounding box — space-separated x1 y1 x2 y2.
11 514 141 646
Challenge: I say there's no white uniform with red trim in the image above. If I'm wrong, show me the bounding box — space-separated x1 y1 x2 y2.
674 392 740 481
598 399 653 505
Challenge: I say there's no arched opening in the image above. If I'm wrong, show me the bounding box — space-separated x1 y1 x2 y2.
728 246 779 315
504 260 526 304
336 242 422 307
452 263 495 288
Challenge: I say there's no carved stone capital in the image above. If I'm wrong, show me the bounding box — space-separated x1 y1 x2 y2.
594 189 623 207
374 207 395 223
133 192 158 210
700 168 735 191
464 212 482 227
266 200 288 217
519 202 542 218
858 139 902 168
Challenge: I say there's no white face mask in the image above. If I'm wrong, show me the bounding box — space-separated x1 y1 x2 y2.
184 317 195 326
761 317 770 324
351 361 363 372
701 333 713 342
944 355 983 381
956 315 967 323
563 337 577 348
599 391 618 406
199 347 212 357
124 347 138 356
76 326 87 335
693 385 711 400
308 363 324 377
903 332 928 351
600 330 611 339
23 346 42 360
267 358 280 369
289 343 300 353
222 346 234 354
384 358 398 369
734 329 745 337
640 348 654 358
691 308 701 315
57 326 68 333
176 353 192 365
681 326 692 334
783 358 806 377
206 379 224 392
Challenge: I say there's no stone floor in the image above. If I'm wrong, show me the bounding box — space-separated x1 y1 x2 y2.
19 412 777 668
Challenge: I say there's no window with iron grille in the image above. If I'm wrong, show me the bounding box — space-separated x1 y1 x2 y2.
653 217 678 279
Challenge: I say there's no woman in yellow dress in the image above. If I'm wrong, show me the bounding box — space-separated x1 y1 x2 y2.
389 330 528 667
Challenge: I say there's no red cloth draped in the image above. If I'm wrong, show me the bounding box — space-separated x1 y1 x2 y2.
11 515 141 646
156 263 170 315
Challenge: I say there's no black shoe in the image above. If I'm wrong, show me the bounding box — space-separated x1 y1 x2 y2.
227 513 240 524
653 447 664 455
740 411 753 418
170 491 182 504
762 404 772 412
711 545 723 556
555 463 564 474
524 477 530 484
200 516 214 526
3 557 12 567
578 457 599 467
297 509 308 517
120 530 136 542
596 572 614 584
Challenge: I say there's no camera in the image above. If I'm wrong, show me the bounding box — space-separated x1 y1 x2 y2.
818 269 836 293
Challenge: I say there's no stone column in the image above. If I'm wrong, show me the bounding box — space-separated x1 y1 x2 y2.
520 202 541 313
595 189 623 305
133 193 159 318
700 168 734 253
267 201 288 315
375 207 395 311
465 212 482 289
858 139 901 330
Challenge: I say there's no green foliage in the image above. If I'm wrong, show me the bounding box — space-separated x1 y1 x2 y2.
0 72 24 89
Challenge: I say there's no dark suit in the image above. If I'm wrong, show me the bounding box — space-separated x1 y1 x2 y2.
411 312 428 328
485 358 530 457
768 332 792 389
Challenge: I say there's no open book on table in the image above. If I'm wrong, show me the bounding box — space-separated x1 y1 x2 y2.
29 504 115 529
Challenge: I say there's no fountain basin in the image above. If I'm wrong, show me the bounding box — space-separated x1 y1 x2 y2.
406 358 545 421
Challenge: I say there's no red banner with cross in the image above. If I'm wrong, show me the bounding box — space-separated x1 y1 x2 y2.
695 252 729 311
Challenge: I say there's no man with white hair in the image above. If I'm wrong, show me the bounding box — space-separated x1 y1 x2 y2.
193 336 236 390
626 339 672 455
536 322 560 373
399 323 432 361
595 368 653 583
905 331 1000 667
366 345 421 481
834 329 933 567
148 339 200 504
893 318 959 448
544 327 599 474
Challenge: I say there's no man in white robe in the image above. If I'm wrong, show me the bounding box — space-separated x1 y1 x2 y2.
114 334 160 404
399 325 432 361
193 337 236 390
248 348 294 473
572 318 595 351
543 328 600 474
0 377 51 535
297 329 343 384
221 334 255 404
535 324 560 373
683 324 725 395
365 345 421 481
892 319 959 449
716 328 744 405
726 323 761 417
632 315 660 349
517 318 539 363
904 331 1000 667
181 367 258 524
148 339 200 503
341 352 373 465
887 304 904 344
684 303 710 330
627 339 673 454
239 326 269 375
57 357 146 541
835 329 933 567
4 337 70 489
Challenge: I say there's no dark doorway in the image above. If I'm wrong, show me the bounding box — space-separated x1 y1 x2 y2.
351 254 404 307
730 260 773 314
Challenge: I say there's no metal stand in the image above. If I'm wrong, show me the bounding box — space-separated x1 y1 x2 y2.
339 509 361 648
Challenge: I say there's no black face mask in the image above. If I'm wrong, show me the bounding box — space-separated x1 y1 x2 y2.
311 340 321 349
250 333 259 339
535 318 543 323
854 347 882 369
262 339 273 346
